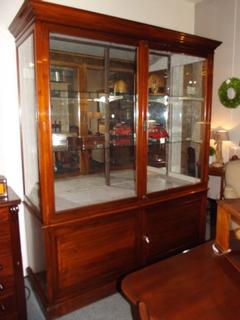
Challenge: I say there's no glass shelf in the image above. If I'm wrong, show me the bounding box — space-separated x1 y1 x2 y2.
49 35 137 210
147 50 206 194
48 34 208 209
170 96 204 101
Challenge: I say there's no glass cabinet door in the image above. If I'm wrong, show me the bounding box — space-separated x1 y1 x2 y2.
18 34 40 210
147 50 206 194
49 34 136 211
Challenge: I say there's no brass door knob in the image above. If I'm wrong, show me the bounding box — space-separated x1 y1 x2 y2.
143 235 150 244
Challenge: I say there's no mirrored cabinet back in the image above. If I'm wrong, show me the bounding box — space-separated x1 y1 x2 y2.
9 1 221 318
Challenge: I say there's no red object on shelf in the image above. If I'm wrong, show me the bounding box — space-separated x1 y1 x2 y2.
111 122 132 136
148 125 168 139
112 138 132 145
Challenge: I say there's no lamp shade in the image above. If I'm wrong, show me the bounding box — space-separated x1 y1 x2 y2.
211 128 229 167
114 80 128 93
214 129 229 141
215 129 229 141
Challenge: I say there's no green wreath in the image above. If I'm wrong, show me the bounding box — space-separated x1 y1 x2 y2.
218 77 240 108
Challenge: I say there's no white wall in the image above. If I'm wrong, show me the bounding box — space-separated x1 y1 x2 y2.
45 0 195 33
195 0 240 160
0 27 28 270
0 0 195 274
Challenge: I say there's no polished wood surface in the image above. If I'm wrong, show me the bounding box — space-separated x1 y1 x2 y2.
215 202 232 252
53 210 140 294
138 301 150 320
208 165 225 177
10 0 220 225
41 210 141 317
143 194 202 264
217 199 240 220
215 199 240 271
136 41 148 199
0 188 26 319
0 187 20 208
9 0 221 318
122 242 240 320
9 0 221 54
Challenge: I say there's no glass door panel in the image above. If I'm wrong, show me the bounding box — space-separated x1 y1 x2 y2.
49 34 136 211
18 34 40 210
147 51 206 194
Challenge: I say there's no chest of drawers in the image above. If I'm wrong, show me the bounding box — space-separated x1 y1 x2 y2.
0 188 26 319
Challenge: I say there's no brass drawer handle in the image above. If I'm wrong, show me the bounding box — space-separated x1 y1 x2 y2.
0 284 4 291
0 304 6 311
143 235 150 244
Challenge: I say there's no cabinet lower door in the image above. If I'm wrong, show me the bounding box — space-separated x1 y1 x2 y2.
50 210 140 299
143 194 203 264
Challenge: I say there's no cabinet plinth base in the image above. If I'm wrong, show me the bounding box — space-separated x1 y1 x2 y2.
27 267 119 319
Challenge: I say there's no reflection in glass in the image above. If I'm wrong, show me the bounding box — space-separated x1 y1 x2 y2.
18 35 40 209
147 51 206 194
50 34 136 211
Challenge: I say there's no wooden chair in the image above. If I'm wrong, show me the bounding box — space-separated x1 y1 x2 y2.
137 301 150 320
224 159 240 199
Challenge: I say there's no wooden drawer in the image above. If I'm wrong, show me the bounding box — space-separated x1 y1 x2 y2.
0 255 14 278
0 223 11 257
0 276 15 299
0 295 17 319
0 190 25 319
0 208 9 223
0 222 10 239
0 313 18 320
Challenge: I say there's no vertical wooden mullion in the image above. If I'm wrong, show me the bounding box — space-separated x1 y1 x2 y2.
166 55 171 176
34 22 55 303
136 41 149 198
35 22 55 224
104 47 110 185
79 64 89 174
202 53 214 185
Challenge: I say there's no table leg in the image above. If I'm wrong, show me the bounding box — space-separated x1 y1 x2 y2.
215 205 231 253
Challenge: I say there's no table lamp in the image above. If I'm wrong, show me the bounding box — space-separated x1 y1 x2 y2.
212 129 229 167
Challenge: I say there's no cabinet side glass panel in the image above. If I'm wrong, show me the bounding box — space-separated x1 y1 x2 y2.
49 34 136 211
147 51 206 194
18 34 40 209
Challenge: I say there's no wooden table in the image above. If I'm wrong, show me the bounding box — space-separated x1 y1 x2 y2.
208 165 225 239
215 199 240 271
121 242 240 320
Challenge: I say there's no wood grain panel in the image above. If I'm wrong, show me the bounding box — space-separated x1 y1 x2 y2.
0 295 17 318
8 1 221 318
0 276 15 299
0 255 13 278
144 194 202 263
0 189 26 319
9 0 221 55
51 211 139 296
122 242 240 320
0 223 11 257
0 208 9 222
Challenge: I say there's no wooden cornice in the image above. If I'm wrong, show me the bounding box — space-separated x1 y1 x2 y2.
9 0 221 54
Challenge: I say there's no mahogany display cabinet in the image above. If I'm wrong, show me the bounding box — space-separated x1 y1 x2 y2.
9 0 221 318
